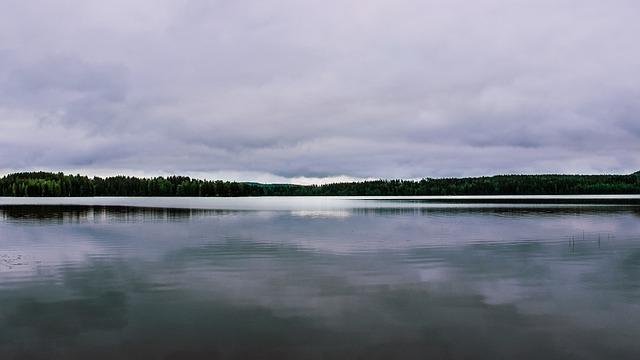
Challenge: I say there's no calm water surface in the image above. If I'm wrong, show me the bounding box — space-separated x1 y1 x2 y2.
1 196 639 359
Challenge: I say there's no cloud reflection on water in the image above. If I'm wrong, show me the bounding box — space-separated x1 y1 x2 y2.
1 202 639 359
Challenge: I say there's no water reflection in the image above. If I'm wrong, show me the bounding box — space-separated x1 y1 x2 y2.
7 290 127 337
1 199 639 359
0 205 238 224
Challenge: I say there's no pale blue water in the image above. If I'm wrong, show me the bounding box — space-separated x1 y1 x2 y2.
1 197 639 359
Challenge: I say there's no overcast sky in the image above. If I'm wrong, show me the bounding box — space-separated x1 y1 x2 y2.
1 0 639 183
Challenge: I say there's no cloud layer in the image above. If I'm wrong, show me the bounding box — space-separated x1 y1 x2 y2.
1 0 639 182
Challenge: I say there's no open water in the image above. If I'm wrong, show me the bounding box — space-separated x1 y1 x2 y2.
1 196 639 359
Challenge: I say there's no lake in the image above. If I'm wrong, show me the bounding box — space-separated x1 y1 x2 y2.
1 196 639 359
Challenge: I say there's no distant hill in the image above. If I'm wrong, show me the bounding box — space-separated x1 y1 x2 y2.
0 171 639 197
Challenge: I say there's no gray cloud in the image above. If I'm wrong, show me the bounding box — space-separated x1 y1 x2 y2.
1 0 639 181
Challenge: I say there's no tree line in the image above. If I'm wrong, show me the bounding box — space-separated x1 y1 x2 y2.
0 172 265 197
0 171 639 197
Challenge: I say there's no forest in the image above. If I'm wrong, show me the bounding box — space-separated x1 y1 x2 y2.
0 171 639 197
